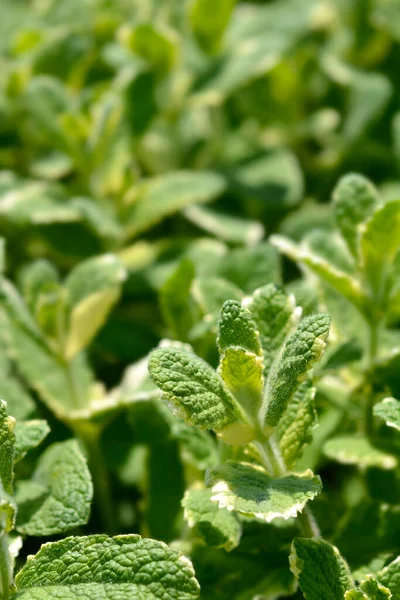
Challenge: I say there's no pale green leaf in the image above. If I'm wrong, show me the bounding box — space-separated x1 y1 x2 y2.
271 235 370 315
0 400 15 494
184 205 263 245
374 398 400 431
290 538 354 600
243 283 298 373
217 300 261 356
264 314 331 428
123 23 178 73
148 347 247 432
217 242 281 293
359 575 392 599
377 557 400 599
324 436 397 470
190 0 236 53
333 173 380 258
206 461 321 522
15 439 93 536
14 420 50 463
15 534 200 599
160 259 195 341
182 487 241 551
276 379 317 469
360 199 400 299
125 171 226 238
219 347 263 419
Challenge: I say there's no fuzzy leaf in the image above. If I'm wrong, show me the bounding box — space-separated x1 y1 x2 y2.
16 439 93 536
243 283 298 373
290 538 354 600
182 487 241 551
0 400 15 494
324 436 397 470
218 300 261 355
359 575 392 599
15 534 200 599
377 557 400 598
333 173 380 258
219 347 263 418
374 398 400 431
206 461 321 522
264 314 331 428
148 347 246 432
276 379 317 468
271 235 370 315
14 420 50 463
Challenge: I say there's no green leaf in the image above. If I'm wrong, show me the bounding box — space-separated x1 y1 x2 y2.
377 557 400 599
15 534 200 599
0 400 15 494
182 487 241 551
64 254 127 359
217 300 261 356
184 205 263 245
190 0 236 53
206 461 321 522
359 575 392 599
271 235 370 316
125 171 226 238
264 314 331 428
276 379 317 469
374 398 400 431
14 420 50 463
160 259 195 341
148 347 247 433
122 23 178 73
324 436 397 470
360 199 400 300
219 347 264 419
333 173 380 259
243 283 298 373
15 439 93 536
290 538 354 600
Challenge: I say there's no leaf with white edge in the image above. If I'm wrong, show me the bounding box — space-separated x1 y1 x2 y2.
219 347 263 419
64 254 127 359
218 300 261 356
290 538 354 600
182 487 241 551
15 439 93 536
14 534 200 600
0 400 15 494
360 199 400 300
206 461 321 522
14 420 50 463
264 314 331 428
148 347 247 432
271 235 370 316
276 379 317 469
333 173 380 259
374 398 400 432
359 575 392 599
324 436 397 470
377 557 400 598
243 283 298 373
125 170 226 238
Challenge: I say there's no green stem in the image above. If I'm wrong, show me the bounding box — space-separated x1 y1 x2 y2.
74 424 116 535
0 535 11 600
363 320 379 436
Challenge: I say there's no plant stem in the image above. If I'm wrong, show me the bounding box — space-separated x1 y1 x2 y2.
363 320 379 436
74 423 116 535
0 535 11 600
297 506 321 538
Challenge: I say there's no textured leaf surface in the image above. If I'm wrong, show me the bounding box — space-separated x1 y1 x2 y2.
148 347 244 431
243 284 297 373
374 398 400 431
125 171 226 238
217 300 261 356
276 379 317 468
182 488 241 551
15 534 200 600
359 575 392 599
333 173 380 258
264 314 330 427
0 400 15 494
206 461 321 522
219 347 263 418
290 538 353 600
377 557 400 599
324 436 397 470
14 420 50 463
16 440 93 536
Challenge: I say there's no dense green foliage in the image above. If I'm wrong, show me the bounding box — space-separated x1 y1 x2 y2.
1 0 400 598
